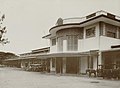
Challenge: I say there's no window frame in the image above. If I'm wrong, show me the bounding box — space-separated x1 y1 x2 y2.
105 23 117 38
57 36 63 52
51 38 56 46
86 27 96 38
67 35 78 51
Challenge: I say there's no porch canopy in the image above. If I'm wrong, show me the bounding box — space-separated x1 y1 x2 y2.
36 51 99 59
4 50 99 61
3 56 36 62
3 57 22 61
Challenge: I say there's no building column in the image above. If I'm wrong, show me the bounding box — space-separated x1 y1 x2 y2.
63 40 67 52
63 57 66 74
89 55 93 69
79 57 81 74
50 58 53 72
50 58 52 72
103 23 106 36
50 58 56 72
21 60 23 68
98 52 102 65
117 27 119 39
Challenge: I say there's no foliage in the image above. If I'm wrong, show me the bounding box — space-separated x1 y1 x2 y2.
0 13 9 45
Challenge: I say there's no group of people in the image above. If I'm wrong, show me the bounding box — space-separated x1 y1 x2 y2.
86 65 120 80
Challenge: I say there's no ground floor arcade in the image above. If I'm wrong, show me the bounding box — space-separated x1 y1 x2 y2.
50 56 98 74
2 50 120 76
49 50 120 75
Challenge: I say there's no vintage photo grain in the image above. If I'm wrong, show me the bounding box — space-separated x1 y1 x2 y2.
0 0 120 88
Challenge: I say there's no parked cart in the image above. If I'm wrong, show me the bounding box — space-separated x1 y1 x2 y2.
28 64 45 72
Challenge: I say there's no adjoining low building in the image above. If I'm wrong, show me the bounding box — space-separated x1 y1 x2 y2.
43 10 120 74
20 47 50 72
3 47 50 72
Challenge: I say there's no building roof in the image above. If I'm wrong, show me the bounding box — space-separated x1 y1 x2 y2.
43 10 120 39
19 47 50 56
32 47 50 53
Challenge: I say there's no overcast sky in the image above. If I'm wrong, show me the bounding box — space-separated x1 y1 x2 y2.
0 0 120 54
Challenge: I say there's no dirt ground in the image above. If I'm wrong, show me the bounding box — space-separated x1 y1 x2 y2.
0 67 120 88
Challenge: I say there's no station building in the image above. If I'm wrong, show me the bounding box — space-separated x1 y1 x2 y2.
43 10 120 74
3 10 120 75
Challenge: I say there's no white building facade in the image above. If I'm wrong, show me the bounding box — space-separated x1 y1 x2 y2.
44 11 120 74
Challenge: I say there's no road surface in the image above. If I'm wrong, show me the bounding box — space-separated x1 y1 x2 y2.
0 67 120 88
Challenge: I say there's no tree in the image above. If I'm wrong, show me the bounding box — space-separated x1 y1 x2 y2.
0 51 18 64
0 12 9 45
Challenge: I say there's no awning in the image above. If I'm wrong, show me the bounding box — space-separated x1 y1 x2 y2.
36 51 99 59
4 51 99 61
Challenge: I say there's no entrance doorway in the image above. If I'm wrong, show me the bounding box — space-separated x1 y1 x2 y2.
66 57 79 74
56 58 63 73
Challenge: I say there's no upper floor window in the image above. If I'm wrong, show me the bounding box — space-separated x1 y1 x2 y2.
86 27 95 38
79 29 84 39
106 31 116 38
52 38 56 46
105 23 117 38
57 37 63 51
67 35 78 51
86 13 96 19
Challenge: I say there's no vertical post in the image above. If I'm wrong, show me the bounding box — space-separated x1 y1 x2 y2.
87 56 90 69
77 57 80 75
103 23 106 36
79 57 81 74
50 58 52 72
55 58 57 74
89 55 92 69
97 54 99 71
63 57 66 74
63 40 67 52
98 52 102 65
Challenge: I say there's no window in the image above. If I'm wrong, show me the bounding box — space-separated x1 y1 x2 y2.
107 31 116 38
57 37 63 51
86 13 96 19
52 38 56 46
79 29 84 39
99 22 104 36
67 35 78 51
107 13 115 19
105 23 117 38
86 27 95 38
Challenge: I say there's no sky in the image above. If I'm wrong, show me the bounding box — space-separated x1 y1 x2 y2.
0 0 120 55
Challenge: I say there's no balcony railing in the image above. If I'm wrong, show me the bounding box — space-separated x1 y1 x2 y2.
56 10 120 25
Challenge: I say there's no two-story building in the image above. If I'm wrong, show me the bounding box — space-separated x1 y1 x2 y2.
43 10 120 74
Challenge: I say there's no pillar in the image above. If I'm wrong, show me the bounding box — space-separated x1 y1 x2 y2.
50 58 52 72
63 40 67 52
63 57 66 74
98 52 102 65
